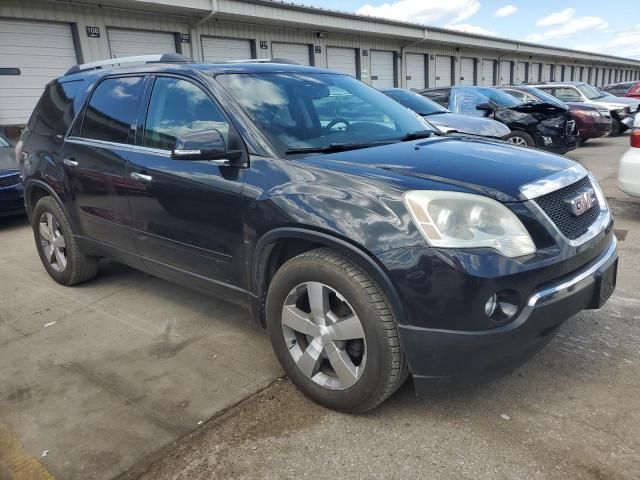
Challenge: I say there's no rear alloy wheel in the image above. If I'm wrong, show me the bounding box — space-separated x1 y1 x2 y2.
266 248 408 413
504 131 535 147
32 196 99 286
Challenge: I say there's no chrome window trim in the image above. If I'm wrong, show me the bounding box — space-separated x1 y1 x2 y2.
65 136 131 152
519 164 588 200
130 145 172 157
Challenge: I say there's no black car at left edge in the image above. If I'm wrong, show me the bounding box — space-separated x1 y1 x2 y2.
17 56 617 413
0 133 24 217
418 85 580 154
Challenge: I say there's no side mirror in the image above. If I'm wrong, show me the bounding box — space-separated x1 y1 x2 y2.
171 129 243 165
476 102 494 113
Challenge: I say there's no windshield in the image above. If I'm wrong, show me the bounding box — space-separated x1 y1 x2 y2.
577 83 604 100
0 135 9 147
525 87 566 107
215 73 431 154
449 86 522 116
383 90 448 115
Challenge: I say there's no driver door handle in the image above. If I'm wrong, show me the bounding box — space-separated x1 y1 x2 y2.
130 172 153 182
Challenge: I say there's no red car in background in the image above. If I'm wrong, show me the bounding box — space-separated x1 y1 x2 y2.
601 81 640 100
499 85 612 143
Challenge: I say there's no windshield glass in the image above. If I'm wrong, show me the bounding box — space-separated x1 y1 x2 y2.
526 87 566 106
577 83 604 100
449 86 522 116
383 90 448 115
215 73 431 153
0 135 9 147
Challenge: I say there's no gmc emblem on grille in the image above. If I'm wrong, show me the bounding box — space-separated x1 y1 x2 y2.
566 188 596 216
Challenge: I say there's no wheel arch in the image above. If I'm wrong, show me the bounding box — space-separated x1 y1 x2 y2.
250 227 407 329
24 180 66 221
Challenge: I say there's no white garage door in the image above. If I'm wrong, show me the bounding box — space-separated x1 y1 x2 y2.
530 63 541 82
515 62 527 84
481 60 495 86
460 58 475 86
271 42 310 66
108 29 176 58
499 61 511 85
405 53 425 89
370 50 395 88
202 37 253 63
0 19 77 126
435 56 452 87
326 47 357 77
541 64 551 82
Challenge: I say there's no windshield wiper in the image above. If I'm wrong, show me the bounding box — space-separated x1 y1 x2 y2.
397 129 437 141
285 140 395 155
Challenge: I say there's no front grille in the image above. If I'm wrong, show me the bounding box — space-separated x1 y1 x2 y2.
534 176 600 240
0 173 21 188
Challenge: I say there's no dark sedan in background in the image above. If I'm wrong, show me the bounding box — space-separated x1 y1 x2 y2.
498 85 611 143
381 88 511 139
418 86 580 154
0 133 24 217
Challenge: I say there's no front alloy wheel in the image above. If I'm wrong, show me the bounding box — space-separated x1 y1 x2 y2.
266 248 408 413
281 281 366 390
506 136 528 146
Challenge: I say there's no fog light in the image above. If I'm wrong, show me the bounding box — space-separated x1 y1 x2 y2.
485 294 497 317
486 290 521 324
543 136 553 146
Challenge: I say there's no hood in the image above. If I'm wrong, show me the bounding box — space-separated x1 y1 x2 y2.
509 102 569 115
425 112 510 138
594 94 640 109
0 147 17 173
302 136 575 202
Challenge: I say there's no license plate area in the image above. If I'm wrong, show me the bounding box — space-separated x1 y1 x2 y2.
590 258 618 309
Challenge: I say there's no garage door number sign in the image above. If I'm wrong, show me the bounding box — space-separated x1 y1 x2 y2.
86 26 101 38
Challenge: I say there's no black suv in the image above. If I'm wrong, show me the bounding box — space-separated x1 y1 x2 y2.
18 55 618 413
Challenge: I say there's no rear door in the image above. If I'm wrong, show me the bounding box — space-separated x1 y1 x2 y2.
62 75 145 252
126 75 246 293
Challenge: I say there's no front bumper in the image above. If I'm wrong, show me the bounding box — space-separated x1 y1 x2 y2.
393 235 618 392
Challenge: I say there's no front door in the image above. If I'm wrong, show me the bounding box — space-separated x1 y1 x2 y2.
62 75 145 253
126 75 246 294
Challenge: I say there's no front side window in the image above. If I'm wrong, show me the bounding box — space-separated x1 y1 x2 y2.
551 87 582 102
143 77 229 151
577 83 605 100
215 72 429 153
81 76 144 144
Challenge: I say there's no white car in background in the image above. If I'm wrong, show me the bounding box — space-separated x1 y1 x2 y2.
619 115 640 197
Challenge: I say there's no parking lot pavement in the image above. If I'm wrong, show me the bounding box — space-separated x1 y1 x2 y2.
2 136 639 480
132 135 640 480
0 216 282 479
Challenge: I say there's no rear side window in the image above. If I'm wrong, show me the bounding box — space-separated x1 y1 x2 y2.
28 80 83 136
81 76 144 144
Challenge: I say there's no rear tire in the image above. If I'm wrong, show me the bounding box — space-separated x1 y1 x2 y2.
266 248 408 413
32 196 99 286
504 131 535 147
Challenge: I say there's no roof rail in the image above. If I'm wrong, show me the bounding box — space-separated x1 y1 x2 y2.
64 53 191 76
221 58 301 65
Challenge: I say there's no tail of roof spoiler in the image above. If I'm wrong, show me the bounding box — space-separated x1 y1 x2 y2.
64 53 192 76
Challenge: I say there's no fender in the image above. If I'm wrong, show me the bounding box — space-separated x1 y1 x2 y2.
249 226 408 328
23 179 70 225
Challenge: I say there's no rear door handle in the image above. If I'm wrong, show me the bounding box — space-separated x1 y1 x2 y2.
130 172 153 182
63 158 78 167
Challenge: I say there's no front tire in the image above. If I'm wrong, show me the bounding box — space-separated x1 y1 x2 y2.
266 248 408 413
504 130 535 147
32 196 99 286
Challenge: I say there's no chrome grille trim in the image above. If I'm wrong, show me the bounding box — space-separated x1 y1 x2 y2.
519 164 588 200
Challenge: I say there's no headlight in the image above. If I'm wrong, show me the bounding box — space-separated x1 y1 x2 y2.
586 110 602 117
404 191 536 257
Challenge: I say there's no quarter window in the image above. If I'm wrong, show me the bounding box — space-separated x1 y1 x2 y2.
143 77 229 151
81 77 144 144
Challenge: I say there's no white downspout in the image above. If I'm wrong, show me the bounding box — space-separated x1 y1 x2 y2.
190 0 219 61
